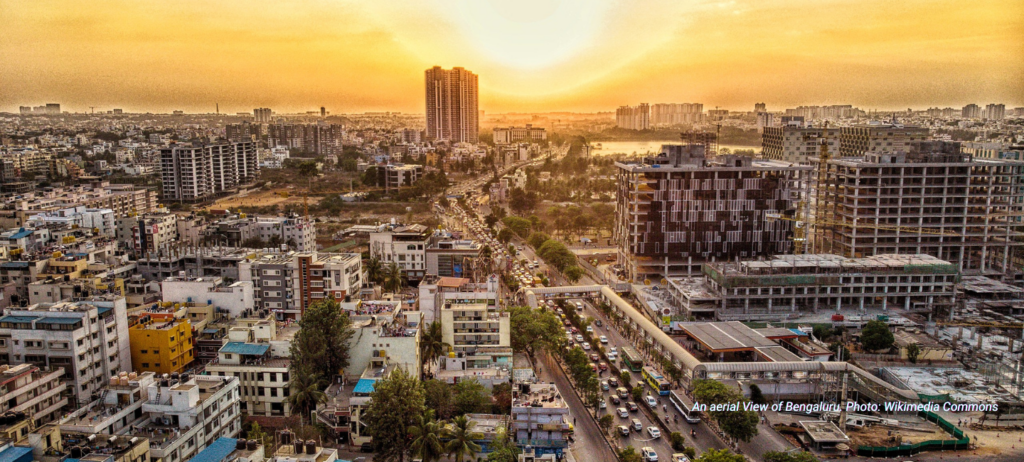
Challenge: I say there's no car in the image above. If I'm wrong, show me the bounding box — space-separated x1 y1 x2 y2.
601 381 610 391
575 334 584 343
595 319 603 327
599 335 608 344
618 425 631 437
563 319 571 326
631 419 643 432
627 402 638 412
599 362 608 371
645 395 658 408
590 353 600 362
582 342 591 350
671 454 691 462
571 327 579 334
586 326 594 334
617 387 629 399
607 350 618 360
617 408 629 418
647 427 661 439
591 363 598 372
610 346 618 354
610 395 621 405
556 308 563 315
642 447 659 462
609 377 619 387
599 400 607 409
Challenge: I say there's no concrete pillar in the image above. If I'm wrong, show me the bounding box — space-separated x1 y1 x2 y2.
859 297 865 312
768 297 773 314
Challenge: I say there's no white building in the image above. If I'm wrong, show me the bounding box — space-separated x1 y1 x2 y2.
60 371 157 436
418 275 500 325
0 364 67 427
492 125 546 145
137 374 241 462
204 315 294 419
254 217 316 252
26 207 116 237
160 277 255 318
440 302 511 369
0 296 132 407
345 303 421 378
369 224 431 282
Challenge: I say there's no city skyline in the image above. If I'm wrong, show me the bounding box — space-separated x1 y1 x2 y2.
1 0 1022 114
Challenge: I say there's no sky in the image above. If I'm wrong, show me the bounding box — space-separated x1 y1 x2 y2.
1 0 1022 114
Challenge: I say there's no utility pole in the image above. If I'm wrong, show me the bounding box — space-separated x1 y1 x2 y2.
89 107 95 114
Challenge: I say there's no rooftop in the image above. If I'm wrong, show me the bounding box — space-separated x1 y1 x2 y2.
679 321 778 352
799 421 850 444
513 383 567 410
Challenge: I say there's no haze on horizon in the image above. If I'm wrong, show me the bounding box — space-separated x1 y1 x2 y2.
1 0 1022 114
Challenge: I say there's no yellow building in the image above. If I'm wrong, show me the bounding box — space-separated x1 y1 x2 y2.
129 317 194 374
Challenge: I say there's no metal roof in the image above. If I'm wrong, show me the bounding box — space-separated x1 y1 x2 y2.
219 342 270 356
754 346 804 362
187 437 237 462
0 446 33 462
682 322 777 351
0 316 39 324
35 317 82 325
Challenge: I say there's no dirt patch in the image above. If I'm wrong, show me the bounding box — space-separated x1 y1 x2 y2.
204 188 322 211
848 423 950 447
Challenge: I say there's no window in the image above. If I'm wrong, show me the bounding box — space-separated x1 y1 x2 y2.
141 349 148 354
142 363 149 368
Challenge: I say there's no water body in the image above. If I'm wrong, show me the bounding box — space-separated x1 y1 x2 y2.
588 140 761 156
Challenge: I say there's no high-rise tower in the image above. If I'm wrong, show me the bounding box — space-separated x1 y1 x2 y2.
425 66 479 143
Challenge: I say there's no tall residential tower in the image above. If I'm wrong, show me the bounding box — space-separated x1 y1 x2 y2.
425 66 479 143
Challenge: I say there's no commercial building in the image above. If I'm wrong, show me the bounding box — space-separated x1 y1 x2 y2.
418 275 500 325
511 382 569 459
425 237 481 279
492 125 547 145
128 316 194 375
616 104 650 130
0 364 66 427
761 125 839 164
115 212 178 258
160 142 259 202
377 163 424 191
369 224 431 282
614 144 812 280
0 296 132 407
425 66 479 143
440 302 511 369
815 141 1024 281
838 123 930 158
671 254 959 321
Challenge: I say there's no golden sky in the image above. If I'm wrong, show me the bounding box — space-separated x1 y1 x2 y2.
1 0 1021 114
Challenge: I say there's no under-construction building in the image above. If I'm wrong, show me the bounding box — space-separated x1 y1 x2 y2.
815 141 1024 283
669 254 960 321
614 143 812 281
838 123 930 158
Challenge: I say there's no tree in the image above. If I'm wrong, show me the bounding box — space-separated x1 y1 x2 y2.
693 380 759 443
410 410 446 462
365 369 426 462
509 187 538 215
695 449 746 462
631 385 644 403
454 378 491 416
287 367 326 425
509 306 566 358
536 240 576 271
564 265 585 283
906 343 921 364
669 431 686 451
423 379 456 420
620 370 632 388
763 451 820 462
420 321 450 374
599 414 615 434
363 166 379 186
497 228 514 245
486 427 520 462
366 257 384 285
247 422 270 449
861 320 895 352
290 297 354 382
383 261 405 294
749 384 767 405
617 446 642 462
445 415 483 462
492 382 513 414
501 216 532 238
527 232 550 249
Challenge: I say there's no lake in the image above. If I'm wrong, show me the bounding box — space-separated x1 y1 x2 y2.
587 140 760 156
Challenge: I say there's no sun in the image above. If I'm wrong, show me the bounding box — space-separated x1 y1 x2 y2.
447 0 614 70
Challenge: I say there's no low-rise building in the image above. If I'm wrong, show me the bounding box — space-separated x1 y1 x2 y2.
60 371 156 436
440 302 511 369
511 382 569 459
203 314 294 420
185 437 265 462
129 316 194 375
161 277 255 318
135 374 241 462
0 364 67 427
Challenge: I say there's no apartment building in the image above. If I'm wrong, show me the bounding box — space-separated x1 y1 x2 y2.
440 302 511 369
59 371 156 436
369 224 431 282
25 207 116 237
129 317 194 375
203 315 293 419
425 66 479 143
239 252 362 319
761 125 839 164
425 238 481 279
616 104 650 130
0 364 67 427
838 123 930 158
672 254 959 321
614 144 812 280
115 212 178 258
650 103 703 125
267 124 345 156
418 275 500 325
492 125 547 145
160 142 258 202
377 164 424 191
136 247 256 281
160 277 255 318
511 382 569 459
0 296 132 407
816 141 1024 282
254 216 316 251
346 303 420 377
135 374 241 462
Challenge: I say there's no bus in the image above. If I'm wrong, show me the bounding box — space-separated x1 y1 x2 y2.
620 346 643 372
669 390 701 423
642 366 671 396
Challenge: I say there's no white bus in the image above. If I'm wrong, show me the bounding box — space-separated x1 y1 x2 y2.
669 390 701 424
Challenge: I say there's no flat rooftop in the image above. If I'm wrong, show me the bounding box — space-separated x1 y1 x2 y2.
513 383 567 410
680 321 778 352
799 421 850 444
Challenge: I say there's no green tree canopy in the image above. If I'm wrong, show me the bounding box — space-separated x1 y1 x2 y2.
501 216 532 238
527 232 550 249
454 378 491 416
290 297 354 381
696 449 747 462
536 240 576 271
564 265 585 283
861 320 895 352
763 451 820 462
423 379 456 420
508 306 565 358
693 379 760 443
364 369 426 462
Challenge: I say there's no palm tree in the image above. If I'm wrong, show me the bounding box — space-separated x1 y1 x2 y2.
410 410 446 462
383 261 404 294
366 257 384 285
420 321 450 376
287 369 326 425
445 415 483 462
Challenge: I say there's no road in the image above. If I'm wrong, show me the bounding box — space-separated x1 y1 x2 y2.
535 351 618 462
